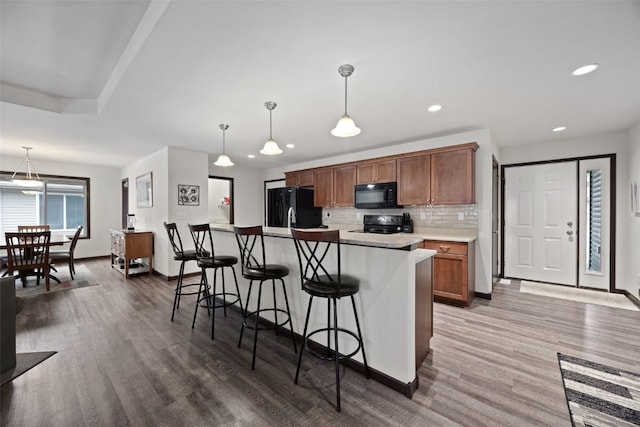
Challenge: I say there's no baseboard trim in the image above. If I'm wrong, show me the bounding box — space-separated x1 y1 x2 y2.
209 295 418 399
614 289 640 309
474 291 492 300
166 271 200 282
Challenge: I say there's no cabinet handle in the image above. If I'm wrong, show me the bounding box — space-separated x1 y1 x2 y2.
439 245 450 253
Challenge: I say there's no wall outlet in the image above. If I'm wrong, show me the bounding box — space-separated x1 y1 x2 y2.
419 212 426 220
458 212 464 221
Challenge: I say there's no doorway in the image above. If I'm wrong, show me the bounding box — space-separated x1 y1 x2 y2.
208 176 234 224
502 155 614 290
121 178 129 229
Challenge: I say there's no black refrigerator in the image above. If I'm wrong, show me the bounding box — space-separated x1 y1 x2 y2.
267 187 322 228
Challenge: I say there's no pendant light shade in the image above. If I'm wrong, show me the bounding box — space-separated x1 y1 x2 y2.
331 64 361 137
214 124 234 167
11 146 43 187
260 101 283 155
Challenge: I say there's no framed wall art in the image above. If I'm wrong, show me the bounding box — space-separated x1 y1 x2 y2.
136 172 153 208
178 184 200 206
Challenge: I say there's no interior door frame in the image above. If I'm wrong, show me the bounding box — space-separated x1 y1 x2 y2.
209 175 234 225
500 153 616 291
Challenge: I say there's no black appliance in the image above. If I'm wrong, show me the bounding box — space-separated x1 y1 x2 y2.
267 187 322 228
362 214 403 234
354 182 400 209
401 212 414 233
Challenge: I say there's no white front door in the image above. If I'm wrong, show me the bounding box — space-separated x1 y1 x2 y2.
504 162 577 285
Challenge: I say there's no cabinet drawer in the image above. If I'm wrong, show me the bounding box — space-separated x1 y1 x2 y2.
425 240 468 255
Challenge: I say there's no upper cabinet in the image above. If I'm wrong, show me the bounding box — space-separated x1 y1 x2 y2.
314 165 356 207
397 155 431 205
286 142 478 207
356 159 397 184
397 144 477 205
285 170 314 187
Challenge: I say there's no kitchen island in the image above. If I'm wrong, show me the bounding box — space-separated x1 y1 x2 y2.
211 224 436 397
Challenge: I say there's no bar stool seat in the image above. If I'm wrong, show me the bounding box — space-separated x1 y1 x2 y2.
234 225 297 370
189 223 243 339
164 222 203 322
291 228 369 412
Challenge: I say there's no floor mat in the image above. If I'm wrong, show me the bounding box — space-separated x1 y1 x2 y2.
1 351 57 386
519 281 639 311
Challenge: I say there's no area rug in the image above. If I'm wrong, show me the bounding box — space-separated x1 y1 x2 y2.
520 281 639 311
14 264 99 299
0 351 57 386
558 353 640 426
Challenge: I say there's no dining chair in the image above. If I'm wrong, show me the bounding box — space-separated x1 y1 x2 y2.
4 231 52 291
49 225 83 280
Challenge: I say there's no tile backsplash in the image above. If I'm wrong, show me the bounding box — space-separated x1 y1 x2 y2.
322 205 477 229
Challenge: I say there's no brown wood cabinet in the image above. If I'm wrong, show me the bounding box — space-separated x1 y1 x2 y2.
397 146 476 205
424 240 475 306
313 165 356 207
110 230 153 278
356 159 397 184
285 170 314 187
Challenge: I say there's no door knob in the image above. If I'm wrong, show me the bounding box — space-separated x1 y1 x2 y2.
567 230 573 235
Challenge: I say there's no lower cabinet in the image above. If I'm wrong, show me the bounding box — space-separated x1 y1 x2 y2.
110 230 154 278
424 240 475 306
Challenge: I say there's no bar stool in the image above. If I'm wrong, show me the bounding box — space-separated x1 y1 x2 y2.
163 222 202 322
234 225 297 370
189 223 243 339
291 229 369 412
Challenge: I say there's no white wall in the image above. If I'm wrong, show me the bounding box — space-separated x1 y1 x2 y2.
626 121 640 298
122 146 209 278
1 155 121 258
265 129 496 295
209 163 265 226
500 131 630 293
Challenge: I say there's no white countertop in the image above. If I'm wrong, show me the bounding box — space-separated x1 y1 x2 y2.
211 224 427 249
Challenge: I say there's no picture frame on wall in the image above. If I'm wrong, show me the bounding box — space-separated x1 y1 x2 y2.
178 184 200 206
136 172 153 208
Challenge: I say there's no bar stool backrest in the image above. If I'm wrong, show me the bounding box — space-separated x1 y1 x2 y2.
234 226 266 273
291 229 342 293
188 224 216 259
164 222 185 258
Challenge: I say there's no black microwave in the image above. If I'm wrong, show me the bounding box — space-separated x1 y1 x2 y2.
354 182 400 209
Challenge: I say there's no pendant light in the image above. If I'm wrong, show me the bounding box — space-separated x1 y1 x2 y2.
214 124 234 167
331 64 361 137
260 101 283 155
11 146 43 187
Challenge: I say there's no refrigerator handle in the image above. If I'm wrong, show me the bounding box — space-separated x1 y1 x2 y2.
287 207 295 229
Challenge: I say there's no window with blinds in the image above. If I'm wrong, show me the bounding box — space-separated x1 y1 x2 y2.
586 169 602 272
0 173 89 238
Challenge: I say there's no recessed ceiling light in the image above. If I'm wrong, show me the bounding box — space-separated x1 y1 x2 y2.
572 63 599 76
286 144 295 148
247 154 255 158
427 104 442 112
553 126 567 132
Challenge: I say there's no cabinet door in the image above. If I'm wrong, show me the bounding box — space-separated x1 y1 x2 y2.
286 170 314 187
313 168 334 207
356 159 396 184
333 165 356 206
375 159 397 183
397 155 430 205
432 254 467 302
431 149 474 204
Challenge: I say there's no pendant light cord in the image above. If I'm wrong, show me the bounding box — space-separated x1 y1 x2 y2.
344 76 348 114
269 109 273 139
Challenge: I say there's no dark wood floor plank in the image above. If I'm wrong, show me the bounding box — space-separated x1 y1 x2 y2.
2 260 640 426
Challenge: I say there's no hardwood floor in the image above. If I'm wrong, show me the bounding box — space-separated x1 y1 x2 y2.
2 260 639 426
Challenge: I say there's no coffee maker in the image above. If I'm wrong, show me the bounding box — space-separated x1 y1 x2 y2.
401 212 413 233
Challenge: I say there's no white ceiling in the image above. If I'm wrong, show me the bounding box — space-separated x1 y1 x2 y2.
1 1 639 169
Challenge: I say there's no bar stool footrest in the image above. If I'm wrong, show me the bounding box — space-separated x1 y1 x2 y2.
242 307 291 331
304 327 362 361
198 292 240 310
175 282 201 297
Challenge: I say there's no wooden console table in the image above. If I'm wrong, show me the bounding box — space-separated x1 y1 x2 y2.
110 230 153 278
